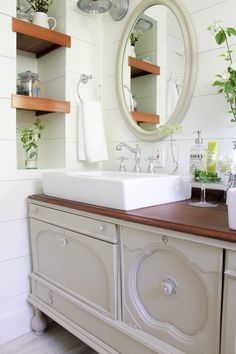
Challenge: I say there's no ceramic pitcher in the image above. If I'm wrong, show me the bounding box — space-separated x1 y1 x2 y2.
32 12 56 30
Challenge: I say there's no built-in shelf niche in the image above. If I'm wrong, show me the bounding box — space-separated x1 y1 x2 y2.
13 17 70 170
128 56 160 124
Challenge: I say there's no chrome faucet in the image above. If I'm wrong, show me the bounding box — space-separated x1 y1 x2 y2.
116 142 141 173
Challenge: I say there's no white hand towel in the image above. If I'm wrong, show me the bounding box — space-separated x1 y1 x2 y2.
78 100 108 163
166 77 179 119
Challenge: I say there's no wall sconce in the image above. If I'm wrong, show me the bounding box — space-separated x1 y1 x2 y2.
77 0 129 21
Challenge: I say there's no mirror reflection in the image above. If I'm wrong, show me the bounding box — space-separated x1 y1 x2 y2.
122 5 185 131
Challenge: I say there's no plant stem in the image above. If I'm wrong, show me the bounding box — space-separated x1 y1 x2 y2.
170 135 178 174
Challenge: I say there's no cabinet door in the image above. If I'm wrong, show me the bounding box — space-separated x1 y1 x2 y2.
120 226 222 354
221 250 236 354
30 218 118 318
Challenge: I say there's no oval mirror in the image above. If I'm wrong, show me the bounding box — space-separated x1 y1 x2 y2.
117 0 197 141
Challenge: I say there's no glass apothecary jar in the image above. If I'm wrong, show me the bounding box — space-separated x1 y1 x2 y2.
17 71 41 97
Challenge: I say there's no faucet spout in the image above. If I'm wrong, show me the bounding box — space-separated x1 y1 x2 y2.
116 142 141 173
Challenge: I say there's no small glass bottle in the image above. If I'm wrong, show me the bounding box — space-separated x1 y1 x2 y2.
189 130 207 178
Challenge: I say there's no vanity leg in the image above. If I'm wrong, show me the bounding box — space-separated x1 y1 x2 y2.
30 308 48 335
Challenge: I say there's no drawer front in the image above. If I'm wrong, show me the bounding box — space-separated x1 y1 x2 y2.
34 279 168 354
29 203 117 243
30 218 118 318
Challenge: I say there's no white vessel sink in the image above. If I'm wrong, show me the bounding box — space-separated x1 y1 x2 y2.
42 171 191 211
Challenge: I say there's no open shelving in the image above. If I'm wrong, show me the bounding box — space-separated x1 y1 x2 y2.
12 17 71 58
12 95 70 115
12 17 71 115
131 111 160 124
128 56 160 78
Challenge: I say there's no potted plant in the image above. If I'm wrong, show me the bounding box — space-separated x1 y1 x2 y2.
25 0 56 29
17 118 45 169
208 19 236 122
25 0 53 13
130 30 142 57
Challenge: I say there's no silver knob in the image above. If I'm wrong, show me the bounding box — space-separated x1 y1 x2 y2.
161 277 178 297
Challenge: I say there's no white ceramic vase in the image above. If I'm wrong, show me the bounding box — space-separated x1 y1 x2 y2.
32 12 56 30
130 45 136 58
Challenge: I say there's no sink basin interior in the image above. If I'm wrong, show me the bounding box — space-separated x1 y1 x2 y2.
42 171 191 210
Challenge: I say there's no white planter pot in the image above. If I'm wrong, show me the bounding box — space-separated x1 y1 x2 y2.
32 12 56 30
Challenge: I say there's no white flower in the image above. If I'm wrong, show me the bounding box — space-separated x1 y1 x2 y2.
218 151 236 174
209 17 224 33
222 71 230 80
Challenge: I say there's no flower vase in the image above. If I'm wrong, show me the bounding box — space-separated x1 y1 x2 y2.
130 45 136 58
32 12 56 30
167 138 179 174
25 146 38 169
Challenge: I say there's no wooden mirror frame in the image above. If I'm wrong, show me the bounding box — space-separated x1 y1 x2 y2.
117 0 197 141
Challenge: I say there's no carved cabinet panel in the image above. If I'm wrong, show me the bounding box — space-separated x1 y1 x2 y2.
120 226 223 354
30 218 118 318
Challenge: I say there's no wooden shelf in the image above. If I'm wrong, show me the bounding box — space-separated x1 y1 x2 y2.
128 56 160 78
131 111 160 124
12 95 70 115
12 17 71 58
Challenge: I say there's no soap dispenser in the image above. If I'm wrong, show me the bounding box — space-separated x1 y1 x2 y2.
189 130 207 177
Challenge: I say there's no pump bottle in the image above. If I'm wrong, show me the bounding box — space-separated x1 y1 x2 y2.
189 130 207 177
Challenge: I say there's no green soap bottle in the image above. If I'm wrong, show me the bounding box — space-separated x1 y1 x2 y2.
207 141 219 173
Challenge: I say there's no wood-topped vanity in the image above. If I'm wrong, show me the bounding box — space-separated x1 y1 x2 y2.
27 194 236 354
29 194 235 242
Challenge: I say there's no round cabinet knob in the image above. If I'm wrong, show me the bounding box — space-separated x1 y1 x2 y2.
161 277 178 297
99 225 104 232
59 238 68 247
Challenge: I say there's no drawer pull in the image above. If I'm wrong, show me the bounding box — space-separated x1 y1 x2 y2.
59 238 68 247
99 225 105 232
48 291 54 305
161 277 178 297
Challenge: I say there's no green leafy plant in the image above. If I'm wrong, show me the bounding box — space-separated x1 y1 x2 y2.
130 31 142 47
158 124 182 174
25 0 53 13
208 19 236 122
17 118 45 168
193 169 221 183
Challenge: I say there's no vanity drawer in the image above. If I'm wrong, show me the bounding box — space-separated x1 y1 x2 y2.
29 203 117 243
30 218 118 318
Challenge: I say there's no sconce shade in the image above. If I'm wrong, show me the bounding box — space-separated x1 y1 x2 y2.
134 17 153 33
77 0 112 14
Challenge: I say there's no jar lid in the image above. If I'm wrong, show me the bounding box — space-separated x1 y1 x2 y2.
18 70 39 79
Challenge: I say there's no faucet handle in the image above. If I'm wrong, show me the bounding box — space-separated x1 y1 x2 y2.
117 156 128 172
147 155 158 174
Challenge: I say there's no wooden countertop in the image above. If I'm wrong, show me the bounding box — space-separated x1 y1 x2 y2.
28 194 236 243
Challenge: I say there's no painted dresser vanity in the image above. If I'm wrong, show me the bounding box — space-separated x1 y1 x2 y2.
28 194 236 354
